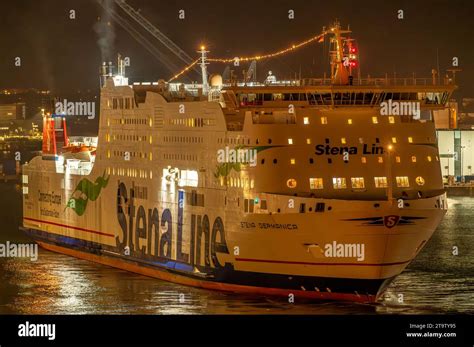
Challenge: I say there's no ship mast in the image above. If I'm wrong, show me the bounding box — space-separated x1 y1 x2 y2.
326 21 353 85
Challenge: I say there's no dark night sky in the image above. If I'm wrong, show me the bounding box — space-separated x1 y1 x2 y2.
1 0 473 98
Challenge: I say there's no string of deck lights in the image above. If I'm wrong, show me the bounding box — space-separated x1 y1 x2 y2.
167 59 200 82
167 32 326 82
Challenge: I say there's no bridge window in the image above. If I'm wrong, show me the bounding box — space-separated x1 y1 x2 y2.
306 138 311 144
389 116 395 124
303 117 309 124
288 138 293 145
372 116 378 124
321 117 328 124
412 156 417 162
347 118 353 124
408 137 413 143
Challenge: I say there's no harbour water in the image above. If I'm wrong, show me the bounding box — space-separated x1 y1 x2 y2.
0 183 472 314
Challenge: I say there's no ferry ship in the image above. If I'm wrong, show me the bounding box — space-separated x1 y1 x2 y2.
21 23 456 302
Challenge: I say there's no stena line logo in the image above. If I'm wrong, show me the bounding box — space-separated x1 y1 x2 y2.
384 215 400 229
116 182 232 271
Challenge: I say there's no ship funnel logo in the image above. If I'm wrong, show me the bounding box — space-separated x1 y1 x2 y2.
65 171 110 216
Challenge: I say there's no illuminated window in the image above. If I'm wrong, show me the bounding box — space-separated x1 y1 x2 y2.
303 117 309 124
290 158 296 165
416 176 425 186
392 137 397 143
372 116 378 124
306 138 311 144
288 138 293 145
347 118 353 124
287 178 297 188
396 156 401 163
412 156 417 162
332 177 347 189
321 117 328 124
378 157 384 163
388 116 395 124
427 156 432 162
107 150 111 158
361 157 367 163
359 137 364 144
149 136 153 144
178 170 198 187
374 177 388 188
309 178 323 189
396 176 410 187
150 152 153 161
408 137 413 143
351 177 365 189
341 137 346 144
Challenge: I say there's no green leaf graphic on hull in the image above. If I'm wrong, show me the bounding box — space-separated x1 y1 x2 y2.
214 146 273 178
65 171 110 216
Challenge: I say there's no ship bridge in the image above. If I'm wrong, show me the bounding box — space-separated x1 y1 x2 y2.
221 77 456 110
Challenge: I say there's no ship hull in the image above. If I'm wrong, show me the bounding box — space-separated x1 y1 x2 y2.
23 227 393 303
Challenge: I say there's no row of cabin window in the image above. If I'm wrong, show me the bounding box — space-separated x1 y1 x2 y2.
301 116 396 125
111 97 135 110
169 118 216 127
262 155 438 165
164 136 203 143
108 150 151 160
106 134 149 142
107 118 150 126
164 153 198 161
286 136 416 145
292 176 415 190
219 176 255 189
106 167 152 179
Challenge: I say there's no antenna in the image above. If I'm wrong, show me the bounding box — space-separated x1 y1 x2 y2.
198 46 209 93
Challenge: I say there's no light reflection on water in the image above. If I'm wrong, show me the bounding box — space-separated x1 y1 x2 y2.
0 183 472 314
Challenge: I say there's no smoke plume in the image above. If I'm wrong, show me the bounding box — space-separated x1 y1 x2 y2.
94 0 116 62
